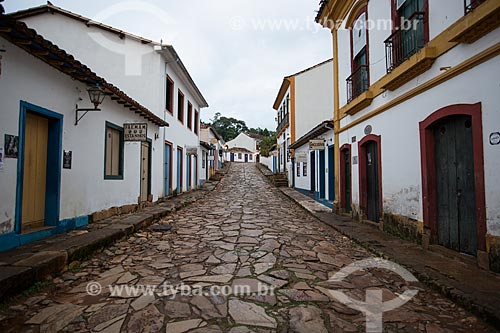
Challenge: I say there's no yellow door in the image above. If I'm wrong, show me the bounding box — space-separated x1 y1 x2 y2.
22 112 48 231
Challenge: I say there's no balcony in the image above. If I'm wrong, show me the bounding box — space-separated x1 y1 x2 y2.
465 0 486 14
276 113 289 134
346 65 369 103
384 12 426 73
451 0 500 44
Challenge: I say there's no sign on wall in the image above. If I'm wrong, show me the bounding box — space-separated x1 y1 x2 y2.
63 151 72 169
186 146 198 155
490 132 500 146
295 152 308 163
4 134 18 158
124 123 147 142
0 147 4 171
309 139 325 150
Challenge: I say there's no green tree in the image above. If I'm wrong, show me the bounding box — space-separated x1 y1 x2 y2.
210 113 249 142
259 135 276 157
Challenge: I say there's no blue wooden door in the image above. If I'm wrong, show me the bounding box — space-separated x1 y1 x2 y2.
164 144 171 196
230 153 235 162
319 150 326 199
177 149 182 193
310 152 316 193
328 146 335 201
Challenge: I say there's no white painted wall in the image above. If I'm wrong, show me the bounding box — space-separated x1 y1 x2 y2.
260 156 274 171
226 133 258 152
294 130 335 202
228 150 257 163
294 61 334 139
0 37 161 234
20 12 205 197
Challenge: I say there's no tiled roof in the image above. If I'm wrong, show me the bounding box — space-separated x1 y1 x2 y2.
0 15 168 127
289 120 334 149
9 3 208 108
315 0 329 23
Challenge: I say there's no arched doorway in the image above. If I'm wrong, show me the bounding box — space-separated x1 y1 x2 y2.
358 135 382 223
420 103 486 256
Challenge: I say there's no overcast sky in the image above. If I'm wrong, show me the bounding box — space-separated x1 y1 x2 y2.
5 0 332 130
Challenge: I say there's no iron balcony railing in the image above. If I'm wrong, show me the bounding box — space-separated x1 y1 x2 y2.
465 0 485 14
346 65 369 103
277 112 289 134
384 12 426 73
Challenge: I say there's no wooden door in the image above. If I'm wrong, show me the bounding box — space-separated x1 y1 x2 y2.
365 141 380 222
343 149 351 212
177 148 182 193
22 112 48 231
435 115 477 255
140 142 150 202
194 155 198 189
319 150 326 198
164 144 171 196
328 146 335 201
186 155 191 190
310 152 316 193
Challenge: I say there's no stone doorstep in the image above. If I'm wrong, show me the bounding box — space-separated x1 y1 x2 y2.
0 182 222 301
279 187 500 328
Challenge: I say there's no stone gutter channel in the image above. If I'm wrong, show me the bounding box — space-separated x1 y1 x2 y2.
259 172 500 327
0 166 229 301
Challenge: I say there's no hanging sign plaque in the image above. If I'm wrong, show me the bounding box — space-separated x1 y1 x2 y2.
124 123 147 141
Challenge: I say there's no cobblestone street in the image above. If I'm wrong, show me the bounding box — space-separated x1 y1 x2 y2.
0 164 495 333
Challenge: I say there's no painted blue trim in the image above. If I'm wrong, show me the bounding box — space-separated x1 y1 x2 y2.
295 187 334 209
0 215 89 252
16 101 63 232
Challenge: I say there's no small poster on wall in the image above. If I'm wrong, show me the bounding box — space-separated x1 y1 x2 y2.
4 134 19 158
0 147 4 171
63 151 72 169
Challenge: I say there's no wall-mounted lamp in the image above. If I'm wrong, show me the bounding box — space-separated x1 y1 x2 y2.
75 85 106 126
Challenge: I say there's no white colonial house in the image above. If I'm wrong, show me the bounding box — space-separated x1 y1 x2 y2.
272 59 334 192
12 3 209 198
200 125 225 177
290 121 335 208
0 16 168 251
317 0 500 271
225 132 262 163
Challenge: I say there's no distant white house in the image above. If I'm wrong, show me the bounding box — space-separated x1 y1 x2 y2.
0 17 168 251
225 132 263 163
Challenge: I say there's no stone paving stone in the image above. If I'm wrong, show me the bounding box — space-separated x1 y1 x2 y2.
0 164 495 333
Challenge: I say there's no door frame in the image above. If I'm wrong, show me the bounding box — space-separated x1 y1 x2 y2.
328 145 335 201
358 134 383 221
419 103 486 252
177 146 183 193
340 144 352 212
16 101 63 233
164 141 173 197
140 139 152 202
319 149 326 199
310 151 316 194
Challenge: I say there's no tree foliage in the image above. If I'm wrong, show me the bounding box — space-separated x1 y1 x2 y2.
259 135 277 157
210 112 248 142
207 113 275 155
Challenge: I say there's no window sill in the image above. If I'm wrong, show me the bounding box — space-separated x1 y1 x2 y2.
449 0 500 44
342 90 374 116
104 176 124 180
381 46 437 91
